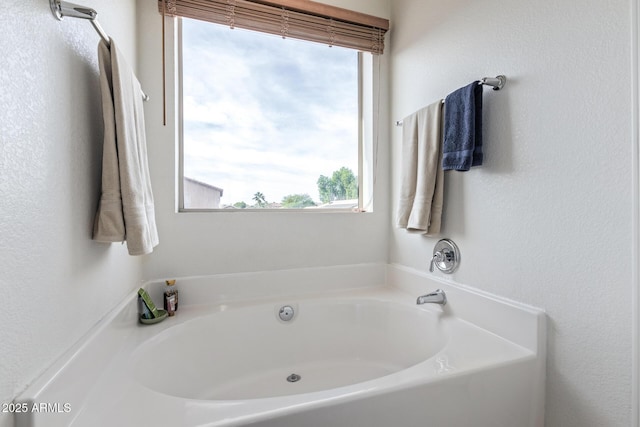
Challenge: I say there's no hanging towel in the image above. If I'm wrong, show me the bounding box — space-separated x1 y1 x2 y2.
442 81 483 171
93 39 159 255
396 100 444 235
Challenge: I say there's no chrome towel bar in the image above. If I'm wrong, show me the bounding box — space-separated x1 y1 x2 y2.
395 75 506 126
49 0 150 102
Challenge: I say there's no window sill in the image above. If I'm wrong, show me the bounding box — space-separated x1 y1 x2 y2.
178 208 370 214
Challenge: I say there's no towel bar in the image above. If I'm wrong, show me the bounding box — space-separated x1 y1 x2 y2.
395 75 506 126
49 0 150 102
480 75 506 91
50 1 109 41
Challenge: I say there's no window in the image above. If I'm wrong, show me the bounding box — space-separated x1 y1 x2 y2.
180 18 366 210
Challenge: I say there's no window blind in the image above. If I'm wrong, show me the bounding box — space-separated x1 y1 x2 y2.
158 0 389 54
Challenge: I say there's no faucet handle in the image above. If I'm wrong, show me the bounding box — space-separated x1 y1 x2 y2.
429 251 444 272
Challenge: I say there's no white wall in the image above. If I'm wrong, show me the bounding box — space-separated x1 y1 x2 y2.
389 1 633 426
311 0 390 19
0 2 142 426
137 0 391 280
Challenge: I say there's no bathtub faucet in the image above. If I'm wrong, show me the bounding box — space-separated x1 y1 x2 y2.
416 289 447 306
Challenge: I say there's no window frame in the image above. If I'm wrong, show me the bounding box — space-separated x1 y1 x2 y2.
176 17 374 213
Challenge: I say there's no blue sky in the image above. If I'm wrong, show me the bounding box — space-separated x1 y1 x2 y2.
182 18 359 205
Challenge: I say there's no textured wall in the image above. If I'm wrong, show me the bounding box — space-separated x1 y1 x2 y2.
0 2 142 426
137 0 391 280
309 0 390 18
389 0 633 426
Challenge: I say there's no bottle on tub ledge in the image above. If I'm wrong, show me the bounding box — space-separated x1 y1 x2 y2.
164 279 179 316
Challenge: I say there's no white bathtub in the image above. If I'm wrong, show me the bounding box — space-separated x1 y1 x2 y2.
16 264 545 427
133 297 449 400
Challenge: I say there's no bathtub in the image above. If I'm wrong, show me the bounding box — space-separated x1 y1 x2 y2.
16 264 545 427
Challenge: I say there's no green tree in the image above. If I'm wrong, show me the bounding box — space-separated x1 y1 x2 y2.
233 201 247 209
317 167 358 203
252 192 267 208
333 167 357 200
317 175 335 204
281 194 317 208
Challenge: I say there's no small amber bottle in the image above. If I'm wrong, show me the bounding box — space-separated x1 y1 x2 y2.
164 279 179 316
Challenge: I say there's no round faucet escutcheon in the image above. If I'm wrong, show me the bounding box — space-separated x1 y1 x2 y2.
431 239 460 274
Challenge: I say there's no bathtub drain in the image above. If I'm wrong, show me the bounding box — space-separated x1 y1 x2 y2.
286 373 301 383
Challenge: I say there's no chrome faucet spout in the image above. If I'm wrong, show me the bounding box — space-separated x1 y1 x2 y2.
416 289 447 306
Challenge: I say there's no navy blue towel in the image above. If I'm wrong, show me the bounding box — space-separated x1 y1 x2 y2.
442 81 483 171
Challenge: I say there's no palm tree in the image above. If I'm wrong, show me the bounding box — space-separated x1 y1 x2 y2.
253 192 267 208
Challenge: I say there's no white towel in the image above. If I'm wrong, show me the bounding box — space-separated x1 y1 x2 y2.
396 100 444 235
93 39 159 255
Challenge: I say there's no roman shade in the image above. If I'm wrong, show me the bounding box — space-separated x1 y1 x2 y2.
158 0 389 54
